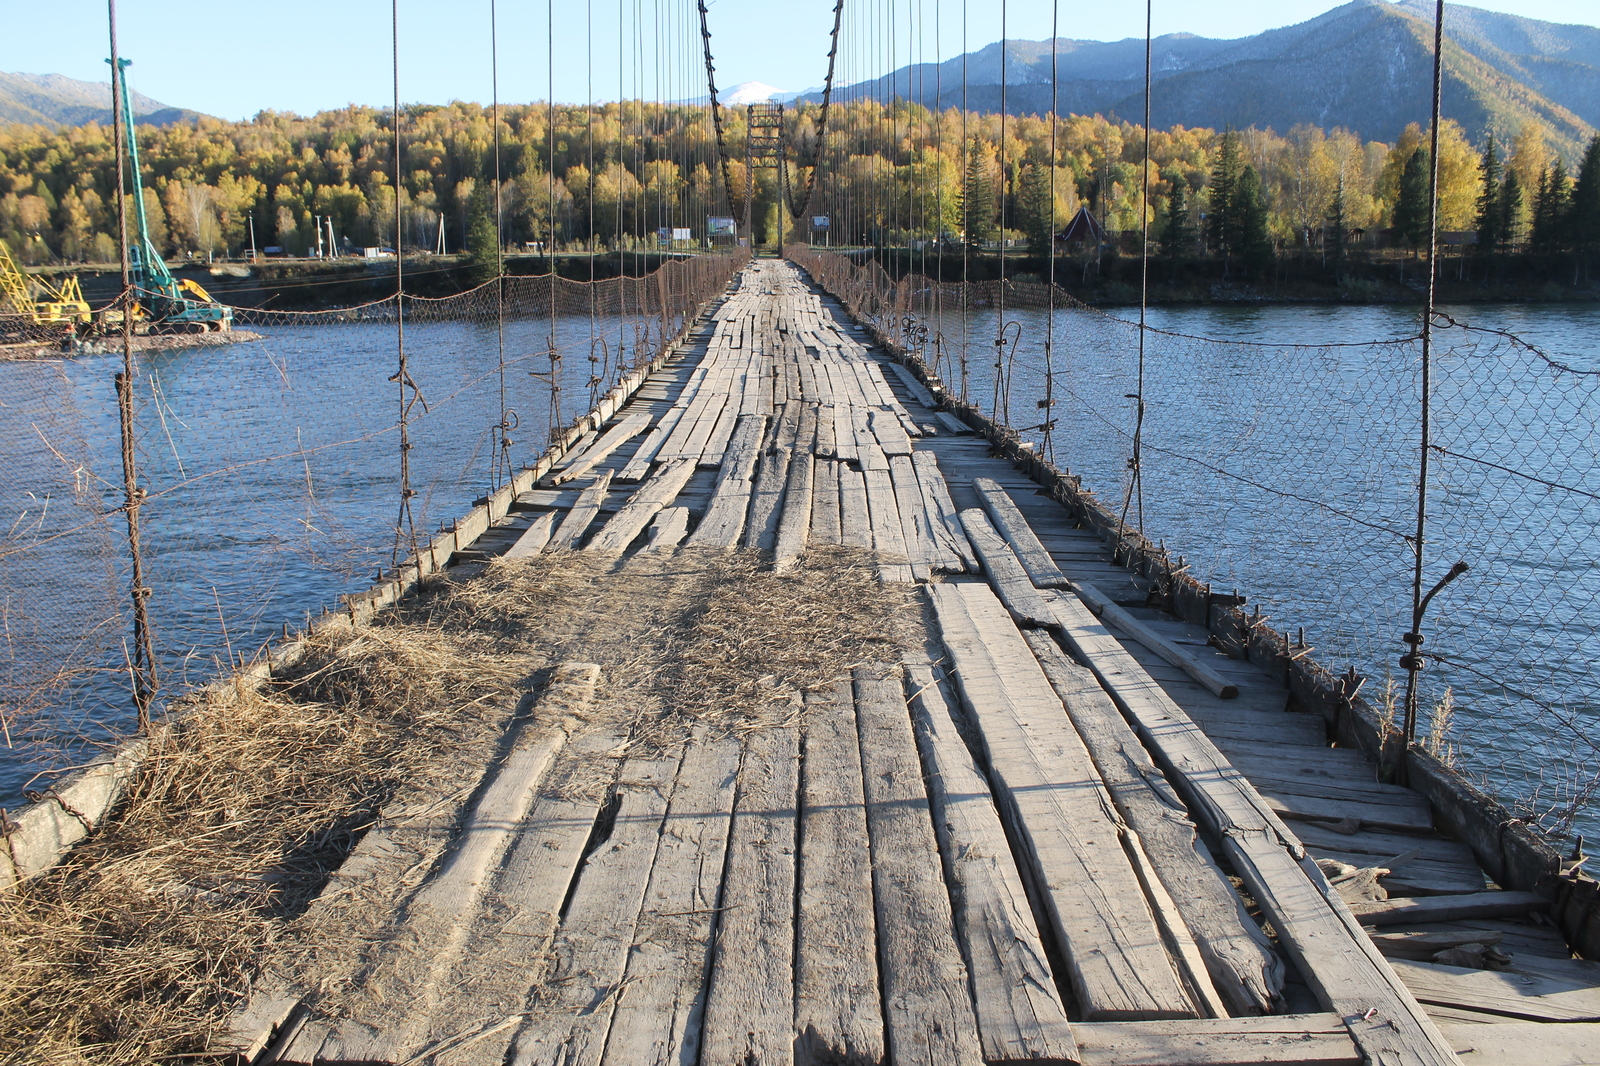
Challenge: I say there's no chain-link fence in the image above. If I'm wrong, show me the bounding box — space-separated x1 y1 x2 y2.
792 245 1600 844
0 252 744 801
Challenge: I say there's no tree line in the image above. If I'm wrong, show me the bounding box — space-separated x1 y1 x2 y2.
1 98 1597 272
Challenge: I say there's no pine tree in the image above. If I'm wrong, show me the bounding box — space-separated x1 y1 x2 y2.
466 188 500 286
1237 164 1274 278
1394 147 1431 252
1572 134 1600 253
1498 168 1524 248
962 139 996 246
1162 178 1195 257
1531 161 1571 251
1018 164 1055 256
1206 129 1242 258
1475 132 1503 253
1325 176 1347 270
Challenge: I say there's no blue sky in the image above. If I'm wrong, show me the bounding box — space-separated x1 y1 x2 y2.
3 1 1597 120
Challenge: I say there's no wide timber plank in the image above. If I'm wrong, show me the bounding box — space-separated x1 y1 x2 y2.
549 470 615 550
903 663 1081 1064
1021 629 1284 1016
698 726 799 1066
507 753 681 1066
795 685 886 1066
600 731 742 1066
928 581 1195 1021
853 663 985 1066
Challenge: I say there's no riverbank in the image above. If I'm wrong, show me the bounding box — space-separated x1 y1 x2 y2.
865 248 1600 306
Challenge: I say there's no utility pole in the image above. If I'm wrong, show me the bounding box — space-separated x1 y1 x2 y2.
313 214 325 258
248 213 257 262
326 217 338 258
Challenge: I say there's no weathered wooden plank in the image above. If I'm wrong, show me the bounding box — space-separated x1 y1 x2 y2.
698 726 800 1066
1073 582 1239 698
903 664 1081 1064
741 446 793 552
1351 891 1551 926
503 511 558 559
1021 629 1284 1016
972 477 1071 588
959 509 1057 626
774 449 816 572
929 582 1195 1021
886 361 940 409
853 663 985 1066
1389 958 1600 1022
838 464 873 549
810 458 842 545
600 731 742 1066
870 408 913 456
795 684 885 1066
1072 1014 1362 1066
548 411 653 485
912 450 978 572
585 458 699 554
888 454 938 578
1043 588 1459 1065
685 414 769 549
643 506 691 553
864 468 914 583
508 753 681 1066
853 408 890 472
549 470 615 550
1441 1021 1600 1065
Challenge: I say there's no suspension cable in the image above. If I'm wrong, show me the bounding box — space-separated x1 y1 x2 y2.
1119 0 1154 537
1044 0 1059 461
780 0 846 227
392 0 420 564
491 0 510 490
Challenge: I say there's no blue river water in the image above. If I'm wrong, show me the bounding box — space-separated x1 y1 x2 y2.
2 300 1596 843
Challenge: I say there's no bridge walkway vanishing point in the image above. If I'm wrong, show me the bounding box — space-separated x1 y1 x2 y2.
225 261 1600 1066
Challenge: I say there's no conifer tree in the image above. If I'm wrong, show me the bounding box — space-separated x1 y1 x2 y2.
1475 132 1503 253
1325 176 1347 270
1499 168 1524 248
1394 147 1431 252
1531 161 1571 251
466 188 500 286
1206 129 1242 258
1237 164 1273 277
1572 134 1600 253
962 139 996 246
1018 164 1056 256
1162 178 1195 257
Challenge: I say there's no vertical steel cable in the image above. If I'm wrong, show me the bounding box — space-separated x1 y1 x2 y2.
1120 0 1153 536
959 0 969 403
548 0 563 434
107 0 157 729
995 0 1009 425
1402 0 1451 750
1044 0 1058 462
392 0 420 565
492 0 510 490
588 0 599 404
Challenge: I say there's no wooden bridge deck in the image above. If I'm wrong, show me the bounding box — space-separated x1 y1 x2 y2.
230 261 1600 1066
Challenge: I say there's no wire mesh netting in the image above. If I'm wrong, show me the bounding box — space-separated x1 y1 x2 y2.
0 253 744 800
792 246 1600 842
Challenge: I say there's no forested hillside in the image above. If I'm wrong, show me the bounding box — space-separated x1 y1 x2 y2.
1 97 1596 267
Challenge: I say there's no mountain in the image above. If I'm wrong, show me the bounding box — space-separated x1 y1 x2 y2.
0 71 205 128
810 0 1597 157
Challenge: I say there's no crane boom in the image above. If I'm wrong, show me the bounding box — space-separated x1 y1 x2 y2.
109 56 232 332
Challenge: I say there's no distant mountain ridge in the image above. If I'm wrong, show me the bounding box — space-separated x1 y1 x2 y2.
809 0 1597 156
0 71 204 128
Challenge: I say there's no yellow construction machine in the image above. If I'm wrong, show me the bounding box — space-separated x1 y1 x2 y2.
0 238 93 327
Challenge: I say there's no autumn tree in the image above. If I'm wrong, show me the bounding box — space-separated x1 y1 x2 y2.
1475 132 1503 253
1393 147 1430 252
